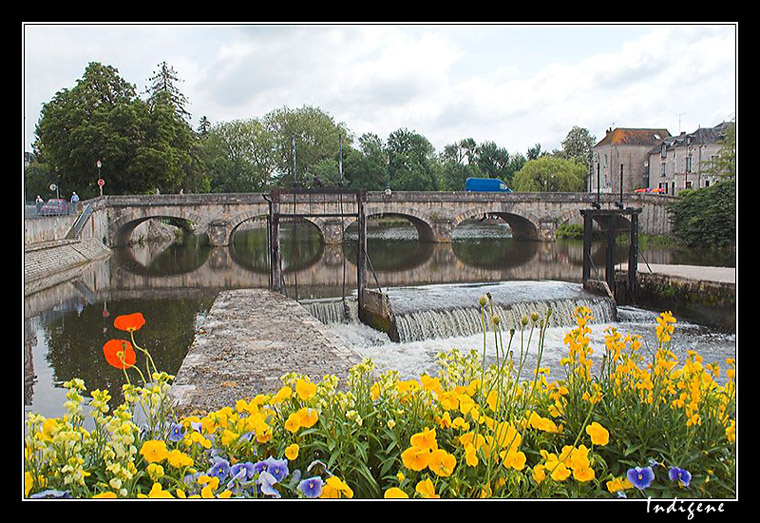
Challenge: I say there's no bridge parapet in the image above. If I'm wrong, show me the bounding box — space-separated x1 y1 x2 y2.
87 191 673 247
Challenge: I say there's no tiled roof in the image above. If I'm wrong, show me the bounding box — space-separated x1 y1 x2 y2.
595 128 671 147
648 122 731 153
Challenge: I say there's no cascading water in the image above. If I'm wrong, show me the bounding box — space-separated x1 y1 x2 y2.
302 298 359 326
301 280 734 384
392 295 616 343
384 281 616 343
305 281 615 338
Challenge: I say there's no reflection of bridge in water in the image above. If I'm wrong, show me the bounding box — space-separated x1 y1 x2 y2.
25 237 630 321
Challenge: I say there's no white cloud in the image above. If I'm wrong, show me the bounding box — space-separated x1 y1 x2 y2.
23 23 736 156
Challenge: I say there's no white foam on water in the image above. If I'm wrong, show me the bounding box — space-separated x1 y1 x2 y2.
306 282 736 385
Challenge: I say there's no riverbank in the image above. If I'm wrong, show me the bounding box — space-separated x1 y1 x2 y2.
24 239 111 296
615 263 736 332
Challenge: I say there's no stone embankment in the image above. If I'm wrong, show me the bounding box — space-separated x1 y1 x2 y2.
24 239 111 296
169 289 363 416
615 263 736 332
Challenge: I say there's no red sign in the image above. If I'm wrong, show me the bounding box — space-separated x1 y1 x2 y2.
97 178 105 188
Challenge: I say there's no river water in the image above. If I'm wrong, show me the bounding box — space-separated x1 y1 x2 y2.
23 220 736 419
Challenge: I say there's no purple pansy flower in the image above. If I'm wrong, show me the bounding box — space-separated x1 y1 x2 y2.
168 423 185 442
263 456 289 482
208 457 231 481
251 460 268 476
627 466 655 490
668 466 692 487
297 476 323 498
29 489 72 499
231 462 257 480
258 471 281 498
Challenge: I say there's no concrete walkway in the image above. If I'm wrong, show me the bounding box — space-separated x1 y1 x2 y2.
618 263 736 284
169 289 363 416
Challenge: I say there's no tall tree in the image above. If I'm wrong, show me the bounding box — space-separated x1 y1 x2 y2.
200 118 276 192
512 156 587 192
130 90 209 194
527 143 544 161
263 106 351 188
33 62 146 198
344 133 388 190
475 141 511 182
558 126 596 173
386 128 439 191
440 138 478 191
197 115 211 137
33 62 208 197
145 61 191 122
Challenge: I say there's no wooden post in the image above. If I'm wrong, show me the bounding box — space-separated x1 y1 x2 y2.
605 213 617 295
628 211 639 300
357 190 368 311
269 190 282 293
581 210 593 287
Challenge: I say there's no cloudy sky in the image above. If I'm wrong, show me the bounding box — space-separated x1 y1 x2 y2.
22 23 736 157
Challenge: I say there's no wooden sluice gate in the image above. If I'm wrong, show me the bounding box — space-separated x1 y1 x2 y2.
170 189 400 415
265 189 396 336
580 206 641 305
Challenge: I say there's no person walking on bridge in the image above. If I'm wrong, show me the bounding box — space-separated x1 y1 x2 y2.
70 192 79 213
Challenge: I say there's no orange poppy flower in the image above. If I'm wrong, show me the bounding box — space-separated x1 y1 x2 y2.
103 339 137 369
114 313 146 332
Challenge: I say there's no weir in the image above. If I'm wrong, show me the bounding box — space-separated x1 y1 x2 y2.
305 281 618 343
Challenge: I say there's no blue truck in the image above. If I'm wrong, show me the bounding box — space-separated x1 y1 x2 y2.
464 178 512 193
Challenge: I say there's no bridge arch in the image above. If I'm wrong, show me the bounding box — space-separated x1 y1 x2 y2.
342 210 437 243
451 208 542 241
111 209 209 247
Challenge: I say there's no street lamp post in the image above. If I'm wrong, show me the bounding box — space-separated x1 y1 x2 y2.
592 151 601 209
97 160 103 196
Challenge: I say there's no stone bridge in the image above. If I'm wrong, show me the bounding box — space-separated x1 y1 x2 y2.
89 191 673 247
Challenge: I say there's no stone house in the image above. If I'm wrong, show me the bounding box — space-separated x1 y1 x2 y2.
645 121 731 196
590 128 671 195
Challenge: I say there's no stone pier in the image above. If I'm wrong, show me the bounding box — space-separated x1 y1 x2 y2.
614 263 736 332
169 289 363 416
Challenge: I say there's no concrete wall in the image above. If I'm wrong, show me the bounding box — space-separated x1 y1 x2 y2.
359 289 400 342
24 215 78 244
615 270 735 332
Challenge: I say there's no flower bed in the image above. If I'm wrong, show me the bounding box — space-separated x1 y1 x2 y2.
24 297 736 499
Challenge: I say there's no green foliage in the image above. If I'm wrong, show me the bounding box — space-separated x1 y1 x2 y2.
33 62 208 198
512 156 587 192
555 223 584 239
25 305 735 499
343 133 388 190
263 105 351 188
25 62 623 198
558 126 596 172
667 180 736 249
705 121 736 179
386 128 440 191
200 119 276 193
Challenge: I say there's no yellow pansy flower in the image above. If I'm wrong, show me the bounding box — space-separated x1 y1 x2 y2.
415 478 439 499
296 379 317 401
285 443 299 460
401 446 430 471
585 422 610 446
410 427 438 451
429 448 457 477
384 487 409 498
139 440 169 463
